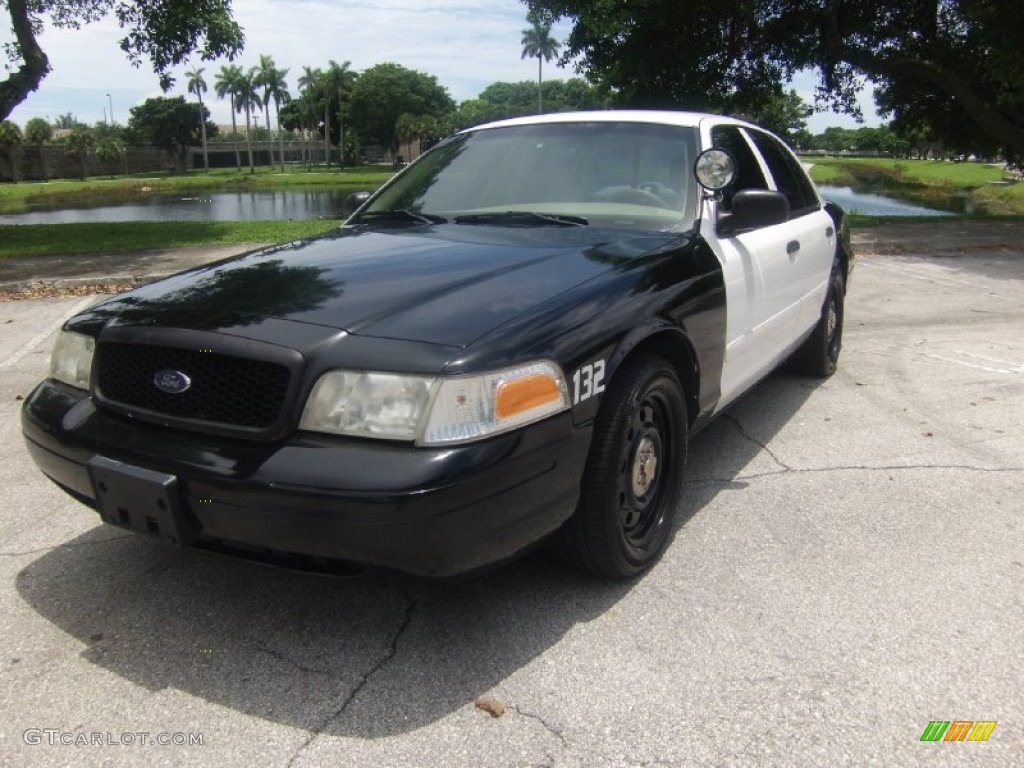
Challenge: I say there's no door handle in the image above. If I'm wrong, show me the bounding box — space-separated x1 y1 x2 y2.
826 226 835 237
786 240 800 257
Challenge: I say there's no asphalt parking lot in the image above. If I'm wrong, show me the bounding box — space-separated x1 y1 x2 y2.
1 233 1022 766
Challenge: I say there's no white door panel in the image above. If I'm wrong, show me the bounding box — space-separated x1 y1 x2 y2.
707 208 835 410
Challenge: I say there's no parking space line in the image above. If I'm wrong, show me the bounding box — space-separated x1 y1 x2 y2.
0 297 95 370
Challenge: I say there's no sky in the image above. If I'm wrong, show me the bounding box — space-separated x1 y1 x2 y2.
2 0 880 133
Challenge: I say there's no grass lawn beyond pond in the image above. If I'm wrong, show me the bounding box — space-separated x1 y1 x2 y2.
0 220 341 259
806 157 1024 216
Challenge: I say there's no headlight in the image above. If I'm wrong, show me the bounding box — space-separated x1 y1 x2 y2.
49 331 95 390
299 371 435 440
299 361 571 445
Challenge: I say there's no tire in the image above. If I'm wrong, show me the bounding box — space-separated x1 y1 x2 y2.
555 355 688 578
792 263 845 378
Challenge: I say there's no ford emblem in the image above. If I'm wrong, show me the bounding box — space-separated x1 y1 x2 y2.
153 370 192 394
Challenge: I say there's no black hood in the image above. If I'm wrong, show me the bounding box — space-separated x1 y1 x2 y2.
73 225 684 348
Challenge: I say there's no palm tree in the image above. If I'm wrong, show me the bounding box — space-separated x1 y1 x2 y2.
323 60 356 168
24 117 51 180
520 19 561 114
236 70 261 173
185 66 209 171
395 113 417 161
253 54 290 171
215 64 244 169
0 120 23 181
297 89 319 167
298 66 323 166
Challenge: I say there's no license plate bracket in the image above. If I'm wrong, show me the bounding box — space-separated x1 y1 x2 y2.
87 456 195 546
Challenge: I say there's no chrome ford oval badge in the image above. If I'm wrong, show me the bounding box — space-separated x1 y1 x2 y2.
153 370 192 394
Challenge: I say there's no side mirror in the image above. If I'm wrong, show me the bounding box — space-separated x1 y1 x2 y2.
718 190 789 236
345 190 371 215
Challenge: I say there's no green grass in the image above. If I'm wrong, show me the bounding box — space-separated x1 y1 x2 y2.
0 220 341 259
0 166 394 214
807 157 1006 186
803 163 845 184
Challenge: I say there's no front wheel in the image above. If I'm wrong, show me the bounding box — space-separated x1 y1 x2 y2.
555 355 688 578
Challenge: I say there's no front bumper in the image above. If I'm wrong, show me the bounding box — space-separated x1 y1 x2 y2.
22 379 591 577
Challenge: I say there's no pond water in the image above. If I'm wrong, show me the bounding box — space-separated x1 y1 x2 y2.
0 183 953 225
0 187 367 225
816 185 953 217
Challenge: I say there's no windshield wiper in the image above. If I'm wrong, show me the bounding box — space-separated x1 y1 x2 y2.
454 211 588 227
357 209 448 225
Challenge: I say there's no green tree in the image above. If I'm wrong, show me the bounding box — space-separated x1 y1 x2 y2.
24 117 51 145
64 125 95 179
745 88 811 144
22 116 50 179
323 60 357 167
473 77 603 121
186 66 210 171
234 70 261 173
395 112 418 160
214 64 244 169
1 0 244 121
91 121 126 143
525 0 1024 160
0 119 23 180
297 66 324 166
520 16 561 114
348 62 455 156
126 96 216 172
53 113 77 129
453 99 499 130
95 137 123 177
253 54 290 170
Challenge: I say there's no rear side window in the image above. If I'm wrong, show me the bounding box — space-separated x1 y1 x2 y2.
747 131 819 217
709 125 768 211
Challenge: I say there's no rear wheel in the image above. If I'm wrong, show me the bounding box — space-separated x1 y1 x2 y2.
792 263 845 377
556 355 687 578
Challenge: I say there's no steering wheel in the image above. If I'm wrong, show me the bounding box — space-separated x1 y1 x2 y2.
638 180 676 199
592 186 671 208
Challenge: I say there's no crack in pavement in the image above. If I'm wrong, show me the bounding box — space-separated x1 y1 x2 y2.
721 414 792 471
286 590 417 767
254 642 340 679
0 533 134 558
689 463 1024 486
509 703 569 748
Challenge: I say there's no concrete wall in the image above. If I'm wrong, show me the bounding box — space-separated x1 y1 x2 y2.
1 145 172 182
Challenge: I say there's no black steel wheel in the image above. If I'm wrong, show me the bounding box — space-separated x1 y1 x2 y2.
792 263 845 377
556 355 687 578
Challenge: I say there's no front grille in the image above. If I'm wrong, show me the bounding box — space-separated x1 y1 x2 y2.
95 342 291 430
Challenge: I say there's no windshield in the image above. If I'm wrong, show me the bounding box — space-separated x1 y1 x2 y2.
358 121 699 232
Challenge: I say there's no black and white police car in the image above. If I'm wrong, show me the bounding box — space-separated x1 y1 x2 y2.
22 111 853 578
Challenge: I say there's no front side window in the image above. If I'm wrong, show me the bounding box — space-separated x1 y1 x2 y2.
708 125 769 211
747 130 819 216
359 122 699 232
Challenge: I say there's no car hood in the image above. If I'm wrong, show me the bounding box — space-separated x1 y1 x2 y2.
76 225 684 348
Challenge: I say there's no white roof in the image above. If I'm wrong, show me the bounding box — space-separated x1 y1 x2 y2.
469 110 755 133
